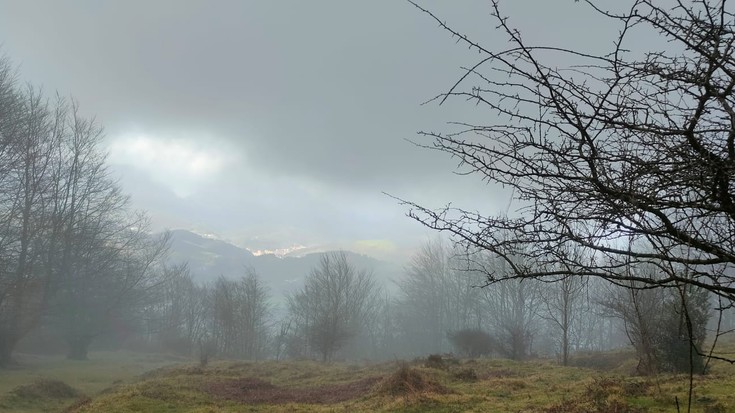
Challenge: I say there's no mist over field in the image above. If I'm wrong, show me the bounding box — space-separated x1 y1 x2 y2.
1 1 735 412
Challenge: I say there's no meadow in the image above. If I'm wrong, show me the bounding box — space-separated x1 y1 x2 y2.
1 351 734 413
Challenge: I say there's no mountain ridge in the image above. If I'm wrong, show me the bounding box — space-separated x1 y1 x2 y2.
163 229 400 301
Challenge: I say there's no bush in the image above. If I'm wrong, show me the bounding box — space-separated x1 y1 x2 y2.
448 329 494 358
422 353 459 370
656 287 710 374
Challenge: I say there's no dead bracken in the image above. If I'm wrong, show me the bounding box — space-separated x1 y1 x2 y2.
60 396 92 413
10 379 79 400
376 364 451 396
204 376 382 404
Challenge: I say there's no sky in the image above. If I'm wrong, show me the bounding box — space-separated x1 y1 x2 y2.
0 1 621 261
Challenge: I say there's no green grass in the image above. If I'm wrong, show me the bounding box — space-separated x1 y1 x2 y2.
2 352 735 413
0 351 186 413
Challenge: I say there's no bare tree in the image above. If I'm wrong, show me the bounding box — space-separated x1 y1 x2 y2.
403 0 735 298
397 239 480 355
0 54 203 364
53 223 171 360
479 273 540 360
602 264 711 375
539 275 586 365
207 269 271 359
0 72 65 364
35 99 173 360
236 268 271 359
400 1 735 371
287 251 381 362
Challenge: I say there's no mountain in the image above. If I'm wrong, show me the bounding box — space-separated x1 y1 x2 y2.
164 229 401 302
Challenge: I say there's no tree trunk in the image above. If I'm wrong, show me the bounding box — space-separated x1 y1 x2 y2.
0 333 17 367
0 315 23 368
66 336 93 360
562 328 569 366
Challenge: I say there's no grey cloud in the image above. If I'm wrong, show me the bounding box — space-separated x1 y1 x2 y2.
0 1 603 258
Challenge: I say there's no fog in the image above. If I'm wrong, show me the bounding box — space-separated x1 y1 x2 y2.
0 1 608 260
1 4 734 409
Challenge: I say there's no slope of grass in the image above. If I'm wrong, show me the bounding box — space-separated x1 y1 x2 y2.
64 356 735 413
2 351 734 413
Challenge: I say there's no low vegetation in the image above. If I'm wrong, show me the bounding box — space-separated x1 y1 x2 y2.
0 352 184 413
2 350 734 413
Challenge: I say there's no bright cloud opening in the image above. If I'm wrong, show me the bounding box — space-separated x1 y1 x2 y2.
108 134 236 197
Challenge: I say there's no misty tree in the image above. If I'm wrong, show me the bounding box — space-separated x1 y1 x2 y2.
0 53 172 363
402 0 735 366
234 269 271 359
31 98 173 360
359 291 400 360
0 63 102 363
51 225 171 360
49 105 171 360
397 239 480 355
539 275 586 365
478 273 540 360
146 264 208 354
448 329 494 358
287 251 381 362
0 68 61 365
208 269 271 359
602 263 711 375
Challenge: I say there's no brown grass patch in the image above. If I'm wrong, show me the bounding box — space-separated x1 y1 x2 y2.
60 396 92 413
138 382 183 402
479 368 516 379
11 378 79 400
205 376 382 404
569 351 635 372
543 377 646 413
451 367 478 382
377 364 451 396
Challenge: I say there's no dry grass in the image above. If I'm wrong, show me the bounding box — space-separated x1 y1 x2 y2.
0 351 184 413
204 375 382 404
376 363 451 396
10 378 79 399
3 350 735 412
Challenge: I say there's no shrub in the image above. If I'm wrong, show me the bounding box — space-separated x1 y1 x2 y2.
448 329 494 358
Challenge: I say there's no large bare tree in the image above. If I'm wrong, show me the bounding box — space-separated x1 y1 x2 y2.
402 0 735 311
209 269 271 359
287 251 381 362
0 54 172 364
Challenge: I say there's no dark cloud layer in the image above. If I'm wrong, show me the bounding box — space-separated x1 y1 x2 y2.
0 1 617 260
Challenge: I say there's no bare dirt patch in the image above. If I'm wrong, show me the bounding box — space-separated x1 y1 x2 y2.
205 376 382 404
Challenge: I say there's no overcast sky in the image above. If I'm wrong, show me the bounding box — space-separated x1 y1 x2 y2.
0 1 618 261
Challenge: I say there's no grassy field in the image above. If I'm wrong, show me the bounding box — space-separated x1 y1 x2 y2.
1 351 734 413
0 352 186 413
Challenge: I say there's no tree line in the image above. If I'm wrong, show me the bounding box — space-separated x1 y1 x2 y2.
133 243 724 376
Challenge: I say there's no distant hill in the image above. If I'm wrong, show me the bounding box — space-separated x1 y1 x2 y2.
164 229 401 303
